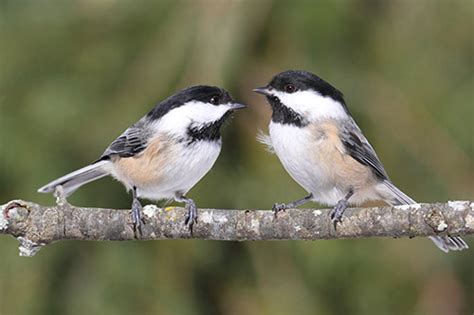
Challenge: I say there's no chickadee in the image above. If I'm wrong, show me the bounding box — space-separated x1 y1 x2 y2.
254 70 468 253
38 85 246 234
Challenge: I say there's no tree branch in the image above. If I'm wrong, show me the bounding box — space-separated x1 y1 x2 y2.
1 199 473 256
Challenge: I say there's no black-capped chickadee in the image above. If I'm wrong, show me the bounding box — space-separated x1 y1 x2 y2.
254 70 468 253
38 85 246 234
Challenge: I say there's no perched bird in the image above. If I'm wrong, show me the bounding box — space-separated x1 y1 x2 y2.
38 85 246 234
254 70 468 252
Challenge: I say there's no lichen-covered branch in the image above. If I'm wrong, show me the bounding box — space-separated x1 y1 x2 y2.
1 199 473 256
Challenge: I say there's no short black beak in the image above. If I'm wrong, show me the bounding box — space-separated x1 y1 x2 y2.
229 103 247 110
253 86 272 96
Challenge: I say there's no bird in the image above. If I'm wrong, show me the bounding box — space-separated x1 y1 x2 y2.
38 85 246 234
254 70 468 253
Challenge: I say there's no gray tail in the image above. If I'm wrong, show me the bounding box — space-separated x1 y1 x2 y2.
382 180 468 253
37 160 109 197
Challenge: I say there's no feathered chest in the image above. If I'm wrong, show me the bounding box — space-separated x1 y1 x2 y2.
268 121 377 196
269 121 343 162
268 122 326 190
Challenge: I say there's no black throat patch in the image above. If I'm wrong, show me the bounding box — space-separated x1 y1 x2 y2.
186 113 229 144
267 96 308 127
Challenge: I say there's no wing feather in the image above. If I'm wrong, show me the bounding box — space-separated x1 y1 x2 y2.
340 121 389 180
100 120 150 159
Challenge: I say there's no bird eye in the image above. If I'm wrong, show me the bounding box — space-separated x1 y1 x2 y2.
284 84 296 93
210 96 220 105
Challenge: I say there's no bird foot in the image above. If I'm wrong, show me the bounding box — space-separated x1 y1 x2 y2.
184 200 198 234
330 199 349 229
272 203 288 219
131 198 145 237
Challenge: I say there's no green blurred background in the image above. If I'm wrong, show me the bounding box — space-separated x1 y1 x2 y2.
1 0 473 314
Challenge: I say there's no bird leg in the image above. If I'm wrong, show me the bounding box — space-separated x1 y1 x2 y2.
330 189 354 229
272 193 313 218
131 186 145 237
175 194 198 234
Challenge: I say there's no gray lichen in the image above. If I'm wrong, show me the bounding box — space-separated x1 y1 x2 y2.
0 199 472 257
0 205 8 231
17 237 45 257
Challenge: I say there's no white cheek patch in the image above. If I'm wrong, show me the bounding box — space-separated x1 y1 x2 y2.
154 101 230 135
272 90 348 121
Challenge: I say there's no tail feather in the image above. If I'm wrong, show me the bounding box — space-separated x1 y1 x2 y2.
38 160 109 197
382 180 468 253
383 180 416 205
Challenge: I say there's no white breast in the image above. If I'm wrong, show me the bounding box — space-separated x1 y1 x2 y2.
147 140 221 200
269 122 346 205
110 140 222 201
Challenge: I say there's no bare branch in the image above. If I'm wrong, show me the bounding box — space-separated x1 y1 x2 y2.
1 199 473 256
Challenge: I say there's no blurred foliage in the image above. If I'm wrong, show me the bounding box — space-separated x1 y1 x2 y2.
1 1 473 314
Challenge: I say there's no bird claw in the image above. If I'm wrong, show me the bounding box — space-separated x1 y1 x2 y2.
272 203 287 219
184 201 198 234
131 198 145 237
330 199 348 229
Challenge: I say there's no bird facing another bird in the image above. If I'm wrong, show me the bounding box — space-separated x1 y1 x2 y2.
38 70 468 252
38 85 246 234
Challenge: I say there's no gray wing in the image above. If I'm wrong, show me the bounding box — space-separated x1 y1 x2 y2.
340 120 389 181
100 120 150 159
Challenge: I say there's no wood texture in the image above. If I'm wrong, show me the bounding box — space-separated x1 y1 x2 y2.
1 199 473 256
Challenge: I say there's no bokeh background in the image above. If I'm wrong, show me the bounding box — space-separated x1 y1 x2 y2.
1 1 473 314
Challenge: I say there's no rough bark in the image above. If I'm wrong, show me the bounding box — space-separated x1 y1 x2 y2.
1 199 473 256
